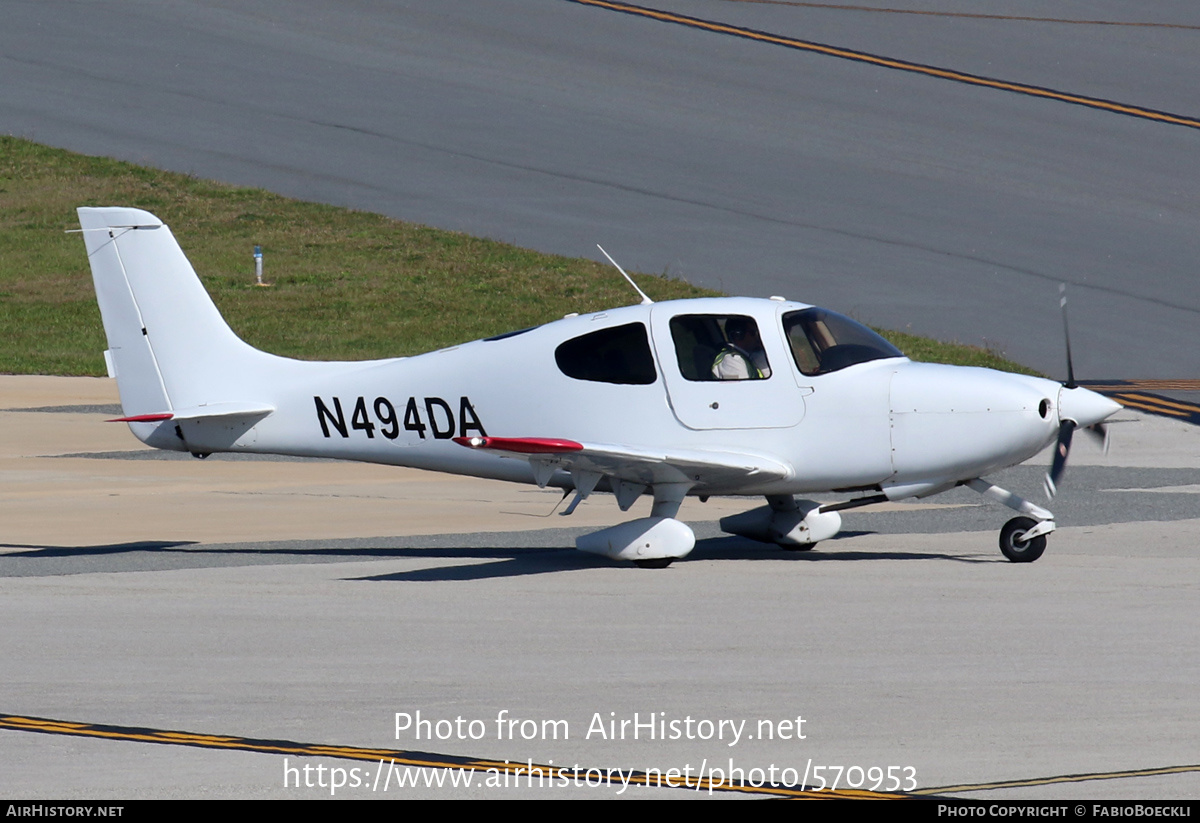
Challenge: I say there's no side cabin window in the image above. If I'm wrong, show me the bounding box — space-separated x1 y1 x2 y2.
669 314 772 381
555 322 657 385
783 308 903 376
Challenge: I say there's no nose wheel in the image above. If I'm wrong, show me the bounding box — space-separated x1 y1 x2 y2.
999 516 1047 563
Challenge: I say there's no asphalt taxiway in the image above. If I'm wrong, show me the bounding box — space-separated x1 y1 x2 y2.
4 0 1200 380
1 377 1197 798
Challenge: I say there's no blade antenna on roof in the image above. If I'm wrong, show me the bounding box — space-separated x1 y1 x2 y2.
597 244 653 305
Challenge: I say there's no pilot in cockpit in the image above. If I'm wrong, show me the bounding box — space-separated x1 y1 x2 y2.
712 317 772 380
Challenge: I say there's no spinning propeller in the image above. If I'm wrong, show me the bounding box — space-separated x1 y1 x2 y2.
1044 285 1116 499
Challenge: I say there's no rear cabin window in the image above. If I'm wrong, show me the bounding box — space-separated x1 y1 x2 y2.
554 323 657 385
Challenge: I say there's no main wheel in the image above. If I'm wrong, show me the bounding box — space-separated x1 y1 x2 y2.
999 517 1046 563
781 542 816 552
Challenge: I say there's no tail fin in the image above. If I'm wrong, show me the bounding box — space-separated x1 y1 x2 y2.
77 207 265 417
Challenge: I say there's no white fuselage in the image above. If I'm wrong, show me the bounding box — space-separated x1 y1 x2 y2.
136 296 1064 500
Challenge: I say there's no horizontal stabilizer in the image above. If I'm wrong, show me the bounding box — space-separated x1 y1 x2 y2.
108 413 174 423
108 402 274 423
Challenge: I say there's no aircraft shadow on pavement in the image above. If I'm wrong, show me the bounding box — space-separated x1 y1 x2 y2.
0 542 567 577
0 540 198 555
352 533 998 583
0 533 997 579
690 534 997 564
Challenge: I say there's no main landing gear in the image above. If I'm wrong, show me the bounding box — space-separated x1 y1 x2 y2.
575 482 696 568
719 495 846 550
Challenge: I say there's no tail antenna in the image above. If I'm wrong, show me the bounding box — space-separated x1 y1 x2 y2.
597 245 653 305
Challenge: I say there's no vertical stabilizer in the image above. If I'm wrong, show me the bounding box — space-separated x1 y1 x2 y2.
77 207 263 417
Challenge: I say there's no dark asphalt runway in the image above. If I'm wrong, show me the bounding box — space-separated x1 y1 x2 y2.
4 0 1199 381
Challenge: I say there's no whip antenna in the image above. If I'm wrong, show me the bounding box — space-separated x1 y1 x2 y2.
597 245 652 305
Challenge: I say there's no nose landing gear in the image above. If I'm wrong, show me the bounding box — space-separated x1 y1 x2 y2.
966 479 1056 562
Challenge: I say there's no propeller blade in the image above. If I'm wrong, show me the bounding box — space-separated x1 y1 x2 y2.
1048 288 1113 500
1044 419 1076 499
1084 421 1110 456
1059 284 1076 389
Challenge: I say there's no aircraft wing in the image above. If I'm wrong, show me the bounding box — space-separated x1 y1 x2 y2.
452 435 792 492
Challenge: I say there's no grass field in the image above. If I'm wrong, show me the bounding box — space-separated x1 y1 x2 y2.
0 135 1037 376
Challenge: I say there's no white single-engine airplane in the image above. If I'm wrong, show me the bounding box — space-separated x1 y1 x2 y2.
77 207 1120 567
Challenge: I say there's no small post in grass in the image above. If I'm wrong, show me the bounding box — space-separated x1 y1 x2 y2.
254 244 271 287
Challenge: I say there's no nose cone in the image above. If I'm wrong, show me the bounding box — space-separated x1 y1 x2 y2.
1058 386 1122 428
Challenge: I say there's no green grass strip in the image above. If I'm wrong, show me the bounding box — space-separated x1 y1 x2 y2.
0 135 1036 377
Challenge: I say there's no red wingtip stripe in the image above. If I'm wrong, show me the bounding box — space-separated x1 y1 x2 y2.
107 413 174 423
452 436 584 454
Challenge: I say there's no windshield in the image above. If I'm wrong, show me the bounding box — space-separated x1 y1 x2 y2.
782 308 904 376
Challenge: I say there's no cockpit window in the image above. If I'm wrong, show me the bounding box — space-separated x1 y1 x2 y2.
669 315 772 381
783 308 903 375
555 322 657 385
